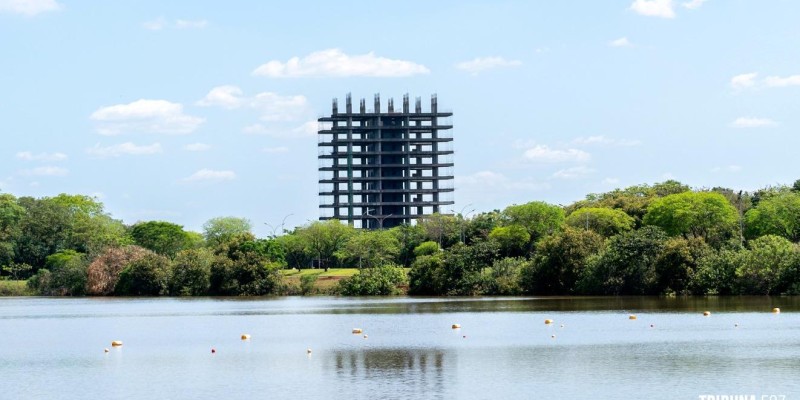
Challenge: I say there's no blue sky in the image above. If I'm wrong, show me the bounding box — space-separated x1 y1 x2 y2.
2 0 799 236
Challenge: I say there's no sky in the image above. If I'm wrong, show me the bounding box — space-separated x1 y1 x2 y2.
1 0 799 237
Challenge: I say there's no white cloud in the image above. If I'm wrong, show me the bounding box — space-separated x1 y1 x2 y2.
183 169 237 182
0 0 61 16
252 48 430 78
630 0 675 18
196 85 244 109
142 17 167 30
609 37 633 48
243 120 317 138
184 143 211 152
16 151 67 162
553 166 596 179
730 72 758 90
523 145 591 163
144 17 207 30
764 75 800 88
90 99 204 135
711 165 742 173
175 19 207 29
20 166 68 177
86 142 163 158
197 86 310 121
731 72 800 90
455 57 522 75
682 0 707 9
571 135 641 147
731 117 778 128
262 146 289 154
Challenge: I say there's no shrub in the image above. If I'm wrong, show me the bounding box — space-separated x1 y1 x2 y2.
337 264 407 296
86 246 153 295
115 253 171 296
169 248 213 296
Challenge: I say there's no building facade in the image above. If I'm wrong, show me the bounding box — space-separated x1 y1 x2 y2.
318 94 454 229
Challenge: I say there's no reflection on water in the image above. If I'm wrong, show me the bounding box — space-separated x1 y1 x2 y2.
331 348 449 399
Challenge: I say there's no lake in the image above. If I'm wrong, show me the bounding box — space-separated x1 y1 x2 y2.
1 296 798 400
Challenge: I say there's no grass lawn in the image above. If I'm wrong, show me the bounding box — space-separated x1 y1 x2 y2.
0 280 32 296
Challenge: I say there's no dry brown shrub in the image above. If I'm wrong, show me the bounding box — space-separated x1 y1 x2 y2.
86 245 154 295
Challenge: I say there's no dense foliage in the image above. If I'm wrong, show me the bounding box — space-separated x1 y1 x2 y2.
5 179 800 296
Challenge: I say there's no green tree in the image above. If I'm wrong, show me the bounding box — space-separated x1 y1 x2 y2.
209 233 282 295
417 213 460 248
0 193 25 269
115 253 171 296
691 248 745 295
14 196 72 271
336 230 400 268
413 241 440 257
582 226 668 295
565 207 635 237
169 248 214 296
275 233 312 269
390 224 427 267
569 180 691 225
744 191 800 242
736 235 798 295
129 221 193 257
483 257 528 295
501 201 564 243
643 191 738 246
202 217 253 246
488 225 530 257
653 237 712 295
296 220 355 269
522 227 604 295
408 254 445 295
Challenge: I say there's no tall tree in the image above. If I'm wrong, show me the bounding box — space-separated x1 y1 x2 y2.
643 191 739 246
744 191 800 242
129 221 193 257
202 217 252 246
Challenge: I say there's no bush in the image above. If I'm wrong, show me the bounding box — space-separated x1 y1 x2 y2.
337 264 407 296
736 235 799 295
86 246 154 295
115 253 171 296
413 241 440 257
483 257 528 295
691 248 744 295
522 228 604 295
169 248 213 296
28 250 88 296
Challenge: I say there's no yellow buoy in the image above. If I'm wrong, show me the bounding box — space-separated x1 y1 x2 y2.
452 324 461 329
544 319 554 325
628 315 637 320
111 341 123 347
703 311 711 316
772 308 780 314
241 334 251 340
352 328 363 334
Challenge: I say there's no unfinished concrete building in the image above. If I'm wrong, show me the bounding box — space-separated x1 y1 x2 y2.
318 94 454 229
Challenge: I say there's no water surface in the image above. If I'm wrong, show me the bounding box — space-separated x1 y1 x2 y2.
1 296 797 400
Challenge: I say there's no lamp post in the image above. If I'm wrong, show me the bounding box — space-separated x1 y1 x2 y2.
449 204 474 243
364 208 393 230
264 213 294 238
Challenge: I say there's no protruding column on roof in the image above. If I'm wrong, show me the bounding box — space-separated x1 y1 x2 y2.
332 98 338 115
360 99 366 114
374 93 380 113
403 94 409 113
415 97 422 113
388 98 394 113
431 94 438 113
346 93 352 113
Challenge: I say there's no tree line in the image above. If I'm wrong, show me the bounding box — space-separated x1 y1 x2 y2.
2 179 800 296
